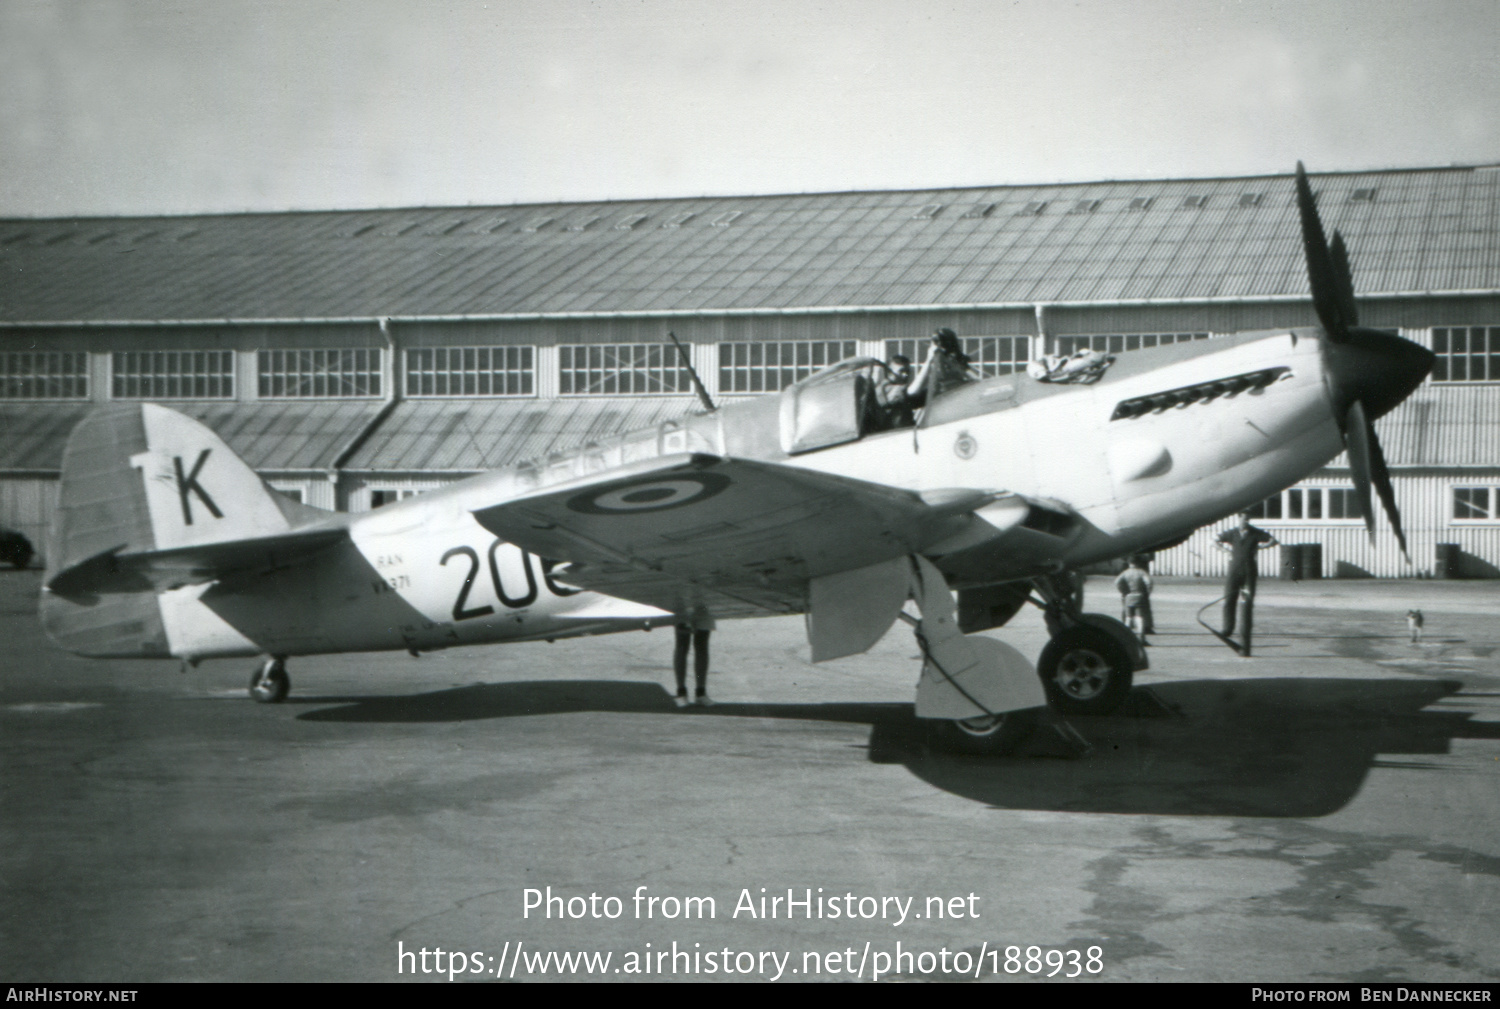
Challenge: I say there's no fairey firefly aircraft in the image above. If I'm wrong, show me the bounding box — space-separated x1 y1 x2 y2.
41 165 1433 752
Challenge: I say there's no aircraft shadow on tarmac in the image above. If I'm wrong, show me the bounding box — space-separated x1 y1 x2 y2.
297 677 1499 818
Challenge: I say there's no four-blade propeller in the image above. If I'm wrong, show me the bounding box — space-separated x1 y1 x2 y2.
1294 161 1432 561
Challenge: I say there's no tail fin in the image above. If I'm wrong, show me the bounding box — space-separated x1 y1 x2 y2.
42 403 325 657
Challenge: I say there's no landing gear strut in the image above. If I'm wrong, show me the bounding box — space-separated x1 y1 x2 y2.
1031 571 1136 716
899 556 1047 755
249 657 290 703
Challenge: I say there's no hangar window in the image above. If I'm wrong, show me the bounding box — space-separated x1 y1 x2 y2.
521 216 554 233
559 343 694 395
1238 193 1263 207
1017 201 1048 216
1054 332 1211 356
1453 486 1498 522
661 212 697 228
961 202 996 218
113 351 235 399
0 351 89 399
1430 326 1500 382
718 340 858 393
258 349 382 398
1068 199 1101 214
884 336 1029 379
369 488 425 509
406 346 534 397
1127 197 1154 211
614 214 649 231
710 211 742 227
1181 195 1208 209
1351 188 1378 203
564 215 602 232
268 481 307 504
1246 486 1363 522
912 204 944 220
1324 488 1363 520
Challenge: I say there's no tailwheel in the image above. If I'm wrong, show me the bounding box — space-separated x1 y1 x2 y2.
248 658 290 704
932 707 1040 756
1037 624 1132 716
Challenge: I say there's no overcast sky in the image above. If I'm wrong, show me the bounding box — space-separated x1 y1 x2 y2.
2 0 1497 218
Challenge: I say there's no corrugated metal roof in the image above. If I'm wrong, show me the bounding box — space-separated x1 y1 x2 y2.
0 401 385 472
3 166 1498 323
0 403 94 470
169 400 386 470
1374 384 1500 469
343 397 695 472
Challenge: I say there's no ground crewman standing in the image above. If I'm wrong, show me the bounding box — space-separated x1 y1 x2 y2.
672 608 716 706
1114 555 1153 645
1216 512 1278 655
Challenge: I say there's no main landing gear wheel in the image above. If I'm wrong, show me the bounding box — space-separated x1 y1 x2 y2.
932 708 1040 756
1037 625 1132 717
249 658 290 704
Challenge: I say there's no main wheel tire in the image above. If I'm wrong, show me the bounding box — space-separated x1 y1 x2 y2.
1037 624 1132 716
249 661 290 704
931 708 1040 756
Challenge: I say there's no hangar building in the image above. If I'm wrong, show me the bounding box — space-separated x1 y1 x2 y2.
2 164 1498 579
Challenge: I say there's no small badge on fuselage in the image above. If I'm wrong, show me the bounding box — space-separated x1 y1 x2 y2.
953 431 978 460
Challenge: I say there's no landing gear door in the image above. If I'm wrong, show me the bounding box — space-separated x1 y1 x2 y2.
807 556 909 662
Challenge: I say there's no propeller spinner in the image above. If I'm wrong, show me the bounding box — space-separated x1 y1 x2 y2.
1294 162 1434 559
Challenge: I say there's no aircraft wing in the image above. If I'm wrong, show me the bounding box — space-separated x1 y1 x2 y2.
472 453 985 619
45 526 349 599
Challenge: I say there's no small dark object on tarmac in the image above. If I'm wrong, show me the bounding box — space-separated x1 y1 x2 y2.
1407 609 1424 643
0 528 32 570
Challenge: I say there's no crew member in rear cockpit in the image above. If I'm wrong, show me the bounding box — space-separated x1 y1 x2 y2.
907 328 975 408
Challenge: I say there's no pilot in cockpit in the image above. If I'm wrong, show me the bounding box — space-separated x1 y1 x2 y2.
875 354 916 429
